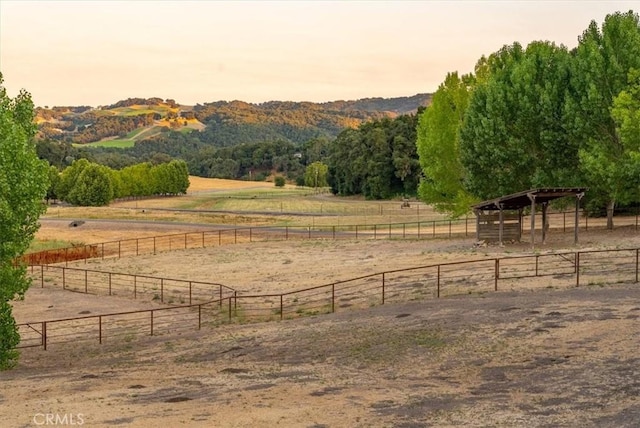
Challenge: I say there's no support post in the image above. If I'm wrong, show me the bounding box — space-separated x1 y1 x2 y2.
528 193 536 249
498 204 504 246
575 193 584 244
542 202 548 244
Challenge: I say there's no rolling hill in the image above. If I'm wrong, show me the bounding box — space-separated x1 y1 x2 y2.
35 94 431 147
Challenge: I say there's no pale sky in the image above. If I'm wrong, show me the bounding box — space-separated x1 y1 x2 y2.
1 1 638 107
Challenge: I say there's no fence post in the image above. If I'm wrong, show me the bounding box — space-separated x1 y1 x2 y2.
636 249 639 283
198 305 202 329
333 226 336 240
118 241 121 259
494 259 499 291
234 291 237 310
189 281 192 305
109 273 112 296
228 297 232 321
382 273 385 304
41 265 44 288
161 278 164 303
153 237 156 254
99 316 102 344
250 228 252 243
308 226 311 239
202 232 205 249
403 223 405 239
437 265 441 298
286 226 289 240
449 220 452 238
185 233 187 249
280 295 284 320
65 247 68 267
374 224 377 239
43 321 47 350
576 252 580 287
219 230 222 246
331 283 335 313
134 276 137 299
433 221 436 237
136 239 139 256
219 284 222 307
150 311 154 336
102 243 105 259
418 222 421 239
63 267 66 290
465 217 468 236
234 229 237 244
355 225 358 239
85 270 88 294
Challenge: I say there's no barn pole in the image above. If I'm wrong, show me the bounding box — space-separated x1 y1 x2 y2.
575 192 584 244
474 209 480 241
541 202 548 244
498 203 504 246
528 193 536 249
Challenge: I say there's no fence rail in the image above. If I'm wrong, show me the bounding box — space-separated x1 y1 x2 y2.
27 264 237 305
19 246 640 351
24 210 640 266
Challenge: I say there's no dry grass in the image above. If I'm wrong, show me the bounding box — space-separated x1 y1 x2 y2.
9 180 640 427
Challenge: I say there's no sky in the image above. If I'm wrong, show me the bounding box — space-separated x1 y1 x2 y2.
1 1 639 107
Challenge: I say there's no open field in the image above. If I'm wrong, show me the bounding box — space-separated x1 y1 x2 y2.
5 179 640 427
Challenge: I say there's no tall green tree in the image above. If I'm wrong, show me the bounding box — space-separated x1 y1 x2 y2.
67 163 114 206
460 41 576 199
567 11 640 228
0 75 49 369
416 72 477 217
304 161 328 189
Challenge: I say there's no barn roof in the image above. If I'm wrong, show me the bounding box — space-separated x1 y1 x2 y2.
473 188 587 211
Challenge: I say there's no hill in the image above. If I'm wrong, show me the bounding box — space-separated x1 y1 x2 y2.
35 94 431 147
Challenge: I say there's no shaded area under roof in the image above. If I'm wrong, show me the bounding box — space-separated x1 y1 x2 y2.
473 188 588 211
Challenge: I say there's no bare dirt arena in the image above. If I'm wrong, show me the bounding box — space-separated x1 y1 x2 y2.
2 223 640 427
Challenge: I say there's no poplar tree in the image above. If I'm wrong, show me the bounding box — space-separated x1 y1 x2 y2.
0 74 49 369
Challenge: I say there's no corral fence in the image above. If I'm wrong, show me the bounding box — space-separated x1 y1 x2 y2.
26 264 237 305
18 246 640 350
23 210 640 266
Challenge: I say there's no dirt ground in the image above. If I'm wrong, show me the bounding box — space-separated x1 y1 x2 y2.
3 223 640 427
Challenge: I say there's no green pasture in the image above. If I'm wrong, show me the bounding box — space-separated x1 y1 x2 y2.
76 126 165 148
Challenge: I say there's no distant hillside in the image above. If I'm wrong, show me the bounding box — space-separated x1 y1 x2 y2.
35 94 431 146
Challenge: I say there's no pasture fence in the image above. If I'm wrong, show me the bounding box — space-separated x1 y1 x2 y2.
18 246 640 351
24 210 640 266
27 264 237 306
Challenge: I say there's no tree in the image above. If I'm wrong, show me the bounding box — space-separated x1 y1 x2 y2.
567 11 640 228
67 163 114 206
304 161 328 190
416 72 477 217
46 165 60 203
274 176 286 187
0 74 49 369
460 41 577 200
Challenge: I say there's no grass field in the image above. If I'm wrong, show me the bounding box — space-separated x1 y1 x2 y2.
13 178 640 427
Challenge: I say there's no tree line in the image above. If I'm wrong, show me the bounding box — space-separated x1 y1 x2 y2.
417 10 640 227
48 159 190 206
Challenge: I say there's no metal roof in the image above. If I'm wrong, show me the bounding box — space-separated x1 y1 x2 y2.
473 188 587 211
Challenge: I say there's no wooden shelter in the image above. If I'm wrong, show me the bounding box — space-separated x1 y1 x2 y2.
473 188 587 247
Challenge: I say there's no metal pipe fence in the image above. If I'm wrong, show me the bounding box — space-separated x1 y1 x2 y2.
19 246 640 351
28 264 236 305
24 210 640 266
